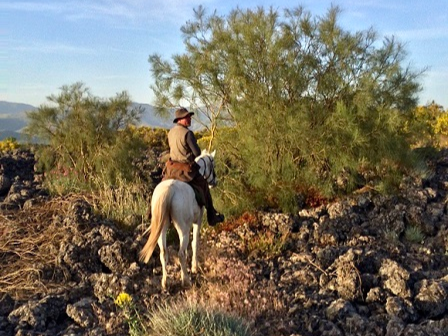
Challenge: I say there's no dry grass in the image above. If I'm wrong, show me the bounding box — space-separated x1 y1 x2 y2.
178 229 286 333
0 196 84 300
90 176 149 227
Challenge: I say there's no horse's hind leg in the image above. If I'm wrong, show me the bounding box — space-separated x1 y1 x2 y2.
191 221 201 274
158 225 169 290
191 208 204 274
176 225 191 287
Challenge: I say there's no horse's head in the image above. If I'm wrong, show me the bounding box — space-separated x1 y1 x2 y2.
195 149 217 188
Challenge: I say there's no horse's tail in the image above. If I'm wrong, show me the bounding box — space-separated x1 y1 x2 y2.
139 183 173 264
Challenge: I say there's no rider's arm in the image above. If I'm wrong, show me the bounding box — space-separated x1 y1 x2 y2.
186 131 201 158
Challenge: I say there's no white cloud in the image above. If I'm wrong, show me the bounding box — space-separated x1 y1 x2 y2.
0 0 212 24
0 1 64 12
394 27 448 41
10 40 95 55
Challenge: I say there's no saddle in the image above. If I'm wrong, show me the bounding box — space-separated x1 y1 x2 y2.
162 159 195 182
162 159 205 206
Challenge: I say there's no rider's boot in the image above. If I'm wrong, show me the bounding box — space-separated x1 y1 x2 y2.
207 210 225 226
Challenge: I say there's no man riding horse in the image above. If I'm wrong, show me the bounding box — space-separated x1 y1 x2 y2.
162 107 225 226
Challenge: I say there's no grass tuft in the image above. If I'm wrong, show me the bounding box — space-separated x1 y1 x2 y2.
404 225 425 243
147 300 253 336
246 231 289 258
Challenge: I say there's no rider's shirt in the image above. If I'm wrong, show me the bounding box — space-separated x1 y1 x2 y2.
168 124 201 163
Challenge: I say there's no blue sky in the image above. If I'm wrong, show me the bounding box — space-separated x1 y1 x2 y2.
1 0 447 108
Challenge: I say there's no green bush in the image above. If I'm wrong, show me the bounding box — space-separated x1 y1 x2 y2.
150 5 427 214
24 83 145 191
24 83 150 225
25 83 143 187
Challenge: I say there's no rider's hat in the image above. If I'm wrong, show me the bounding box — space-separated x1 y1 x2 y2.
173 108 194 123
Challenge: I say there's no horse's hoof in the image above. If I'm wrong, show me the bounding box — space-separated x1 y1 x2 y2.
192 264 203 275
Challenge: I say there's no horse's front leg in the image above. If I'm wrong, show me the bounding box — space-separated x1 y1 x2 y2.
177 229 191 287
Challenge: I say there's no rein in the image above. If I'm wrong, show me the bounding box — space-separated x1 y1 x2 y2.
197 155 215 184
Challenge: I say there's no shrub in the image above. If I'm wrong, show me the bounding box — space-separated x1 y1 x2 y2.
133 126 168 152
24 83 152 225
0 137 20 152
435 111 448 136
24 83 145 191
149 5 426 214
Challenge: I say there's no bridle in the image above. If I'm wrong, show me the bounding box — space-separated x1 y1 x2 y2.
196 154 217 187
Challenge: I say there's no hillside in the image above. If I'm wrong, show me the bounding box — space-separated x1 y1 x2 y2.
132 103 172 129
0 101 35 141
0 101 35 116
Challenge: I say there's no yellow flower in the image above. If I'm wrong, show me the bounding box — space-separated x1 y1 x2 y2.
115 292 132 308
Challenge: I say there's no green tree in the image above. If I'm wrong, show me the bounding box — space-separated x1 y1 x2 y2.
24 82 145 189
149 6 425 213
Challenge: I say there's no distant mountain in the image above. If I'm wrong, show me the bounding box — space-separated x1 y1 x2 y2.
0 117 28 133
133 103 203 131
133 103 172 129
0 101 36 117
0 101 35 141
0 101 176 141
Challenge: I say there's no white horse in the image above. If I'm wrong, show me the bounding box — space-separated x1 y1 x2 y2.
139 149 217 290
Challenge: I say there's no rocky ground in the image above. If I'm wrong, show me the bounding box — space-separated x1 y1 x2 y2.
0 149 447 336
